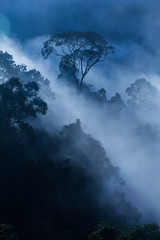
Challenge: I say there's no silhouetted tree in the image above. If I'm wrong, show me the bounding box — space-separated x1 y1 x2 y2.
0 51 18 81
41 30 114 92
0 77 47 141
0 51 53 98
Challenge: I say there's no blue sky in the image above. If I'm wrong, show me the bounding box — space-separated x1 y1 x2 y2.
0 0 157 45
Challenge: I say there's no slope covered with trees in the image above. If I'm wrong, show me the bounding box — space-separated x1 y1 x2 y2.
0 30 160 240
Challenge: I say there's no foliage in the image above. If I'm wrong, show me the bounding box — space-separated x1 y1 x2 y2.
88 222 123 240
126 78 159 114
1 39 159 240
0 117 140 240
0 224 17 240
0 51 53 99
88 222 160 240
127 223 160 240
41 30 114 92
0 77 47 142
0 77 47 123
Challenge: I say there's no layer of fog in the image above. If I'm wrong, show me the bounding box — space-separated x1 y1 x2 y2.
1 35 160 223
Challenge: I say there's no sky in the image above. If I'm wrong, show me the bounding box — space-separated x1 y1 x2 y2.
0 0 159 48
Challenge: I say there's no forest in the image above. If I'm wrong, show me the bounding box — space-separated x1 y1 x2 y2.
0 27 160 240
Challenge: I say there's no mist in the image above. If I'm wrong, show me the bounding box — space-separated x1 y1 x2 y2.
1 33 160 226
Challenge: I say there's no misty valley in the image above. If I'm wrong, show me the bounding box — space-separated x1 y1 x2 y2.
1 30 160 240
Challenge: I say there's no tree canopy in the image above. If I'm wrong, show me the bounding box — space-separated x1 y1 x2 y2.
0 77 47 141
41 30 114 92
0 51 53 99
126 78 159 113
88 222 160 240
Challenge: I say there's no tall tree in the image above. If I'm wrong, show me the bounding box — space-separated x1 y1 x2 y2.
41 30 114 92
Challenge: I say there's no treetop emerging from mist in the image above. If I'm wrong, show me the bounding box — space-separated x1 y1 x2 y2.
41 30 114 92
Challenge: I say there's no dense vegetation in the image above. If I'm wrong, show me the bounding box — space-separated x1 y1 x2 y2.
0 31 160 239
88 222 160 240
